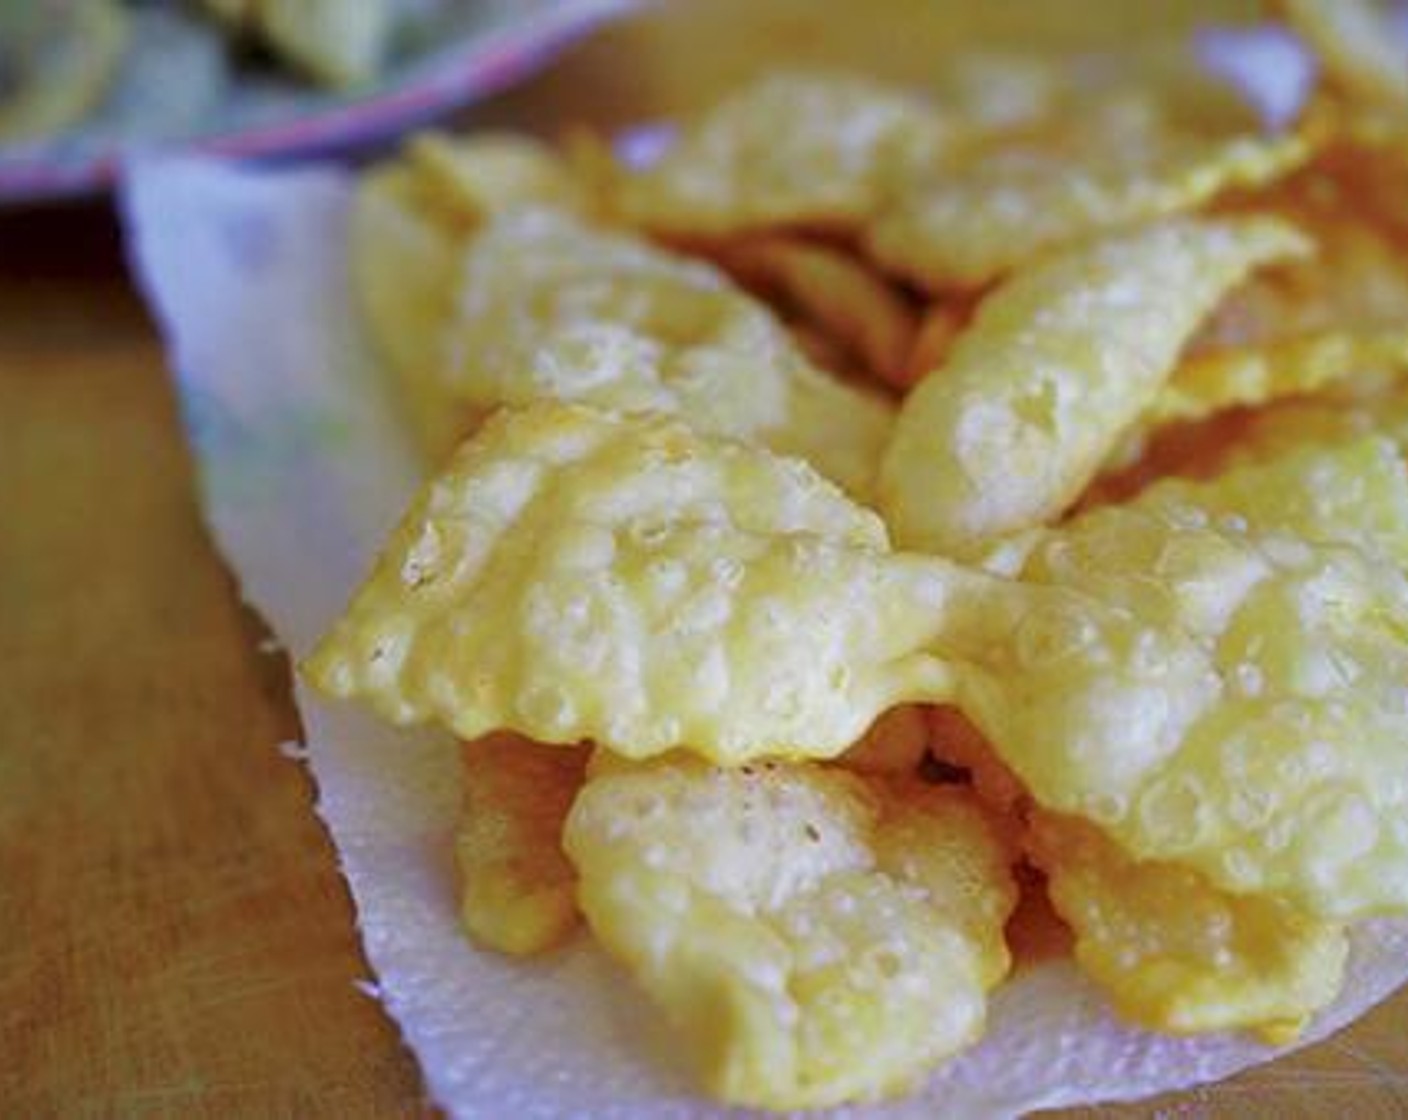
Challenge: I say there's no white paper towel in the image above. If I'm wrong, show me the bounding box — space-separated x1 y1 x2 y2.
121 157 1408 1119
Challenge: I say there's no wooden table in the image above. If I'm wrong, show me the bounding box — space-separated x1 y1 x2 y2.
3 6 1407 1116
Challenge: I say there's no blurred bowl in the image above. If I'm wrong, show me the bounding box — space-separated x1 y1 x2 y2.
0 0 632 205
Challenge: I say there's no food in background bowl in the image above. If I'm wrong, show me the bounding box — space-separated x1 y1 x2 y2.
0 0 130 142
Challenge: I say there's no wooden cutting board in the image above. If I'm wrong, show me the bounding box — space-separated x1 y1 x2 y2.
2 4 1406 1115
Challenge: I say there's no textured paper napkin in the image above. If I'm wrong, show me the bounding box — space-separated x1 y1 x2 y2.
122 157 1408 1119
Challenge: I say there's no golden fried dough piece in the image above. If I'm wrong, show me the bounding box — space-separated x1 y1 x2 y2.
350 163 468 456
354 170 895 486
866 118 1309 291
403 132 590 224
879 216 1308 557
1281 0 1408 112
617 70 951 237
1116 379 1408 499
359 132 585 244
1147 168 1408 429
1027 811 1348 1042
956 442 1408 921
308 408 1408 918
929 43 1265 141
562 757 1016 1108
989 438 1408 918
926 49 1079 134
1233 385 1408 465
1155 331 1408 429
305 403 938 763
434 209 894 494
350 135 589 457
716 237 919 387
456 733 586 955
872 780 1020 988
1201 171 1408 353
